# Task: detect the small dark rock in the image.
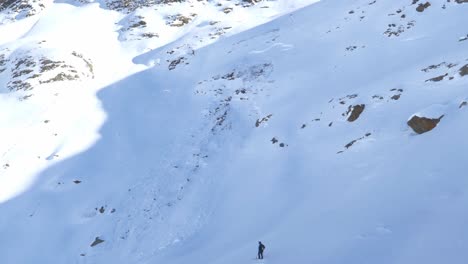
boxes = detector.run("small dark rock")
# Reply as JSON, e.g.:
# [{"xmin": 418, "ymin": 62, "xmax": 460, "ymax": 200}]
[
  {"xmin": 255, "ymin": 114, "xmax": 273, "ymax": 127},
  {"xmin": 416, "ymin": 2, "xmax": 431, "ymax": 12},
  {"xmin": 90, "ymin": 237, "xmax": 104, "ymax": 247},
  {"xmin": 345, "ymin": 140, "xmax": 357, "ymax": 149},
  {"xmin": 168, "ymin": 57, "xmax": 185, "ymax": 70}
]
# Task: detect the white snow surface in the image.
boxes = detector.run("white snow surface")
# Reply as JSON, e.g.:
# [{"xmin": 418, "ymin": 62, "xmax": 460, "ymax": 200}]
[{"xmin": 1, "ymin": 0, "xmax": 468, "ymax": 263}]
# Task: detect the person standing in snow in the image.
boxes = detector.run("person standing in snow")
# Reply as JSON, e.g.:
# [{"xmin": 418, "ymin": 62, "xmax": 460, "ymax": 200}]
[{"xmin": 258, "ymin": 241, "xmax": 266, "ymax": 259}]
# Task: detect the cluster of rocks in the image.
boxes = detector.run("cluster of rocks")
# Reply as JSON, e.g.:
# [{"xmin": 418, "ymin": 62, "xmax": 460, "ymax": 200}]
[{"xmin": 2, "ymin": 49, "xmax": 94, "ymax": 95}]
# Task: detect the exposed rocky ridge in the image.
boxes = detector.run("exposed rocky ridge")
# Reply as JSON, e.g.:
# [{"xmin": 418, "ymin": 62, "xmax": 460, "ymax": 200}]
[
  {"xmin": 0, "ymin": 0, "xmax": 265, "ymax": 27},
  {"xmin": 0, "ymin": 0, "xmax": 48, "ymax": 24},
  {"xmin": 101, "ymin": 0, "xmax": 264, "ymax": 13},
  {"xmin": 2, "ymin": 48, "xmax": 94, "ymax": 94},
  {"xmin": 0, "ymin": 52, "xmax": 8, "ymax": 73},
  {"xmin": 118, "ymin": 14, "xmax": 159, "ymax": 41}
]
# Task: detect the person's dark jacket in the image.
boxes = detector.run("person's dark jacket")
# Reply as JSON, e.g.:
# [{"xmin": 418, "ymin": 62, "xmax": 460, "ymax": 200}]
[{"xmin": 258, "ymin": 243, "xmax": 265, "ymax": 253}]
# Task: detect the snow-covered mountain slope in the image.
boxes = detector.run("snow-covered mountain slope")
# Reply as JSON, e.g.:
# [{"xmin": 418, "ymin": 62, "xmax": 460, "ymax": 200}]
[{"xmin": 1, "ymin": 0, "xmax": 468, "ymax": 263}]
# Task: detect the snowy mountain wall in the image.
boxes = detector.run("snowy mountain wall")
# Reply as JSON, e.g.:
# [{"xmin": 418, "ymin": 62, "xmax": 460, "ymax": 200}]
[{"xmin": 1, "ymin": 0, "xmax": 468, "ymax": 263}]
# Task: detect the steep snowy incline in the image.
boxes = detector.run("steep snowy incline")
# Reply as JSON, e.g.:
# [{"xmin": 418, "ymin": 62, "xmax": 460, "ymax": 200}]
[
  {"xmin": 0, "ymin": 2, "xmax": 142, "ymax": 203},
  {"xmin": 143, "ymin": 0, "xmax": 468, "ymax": 263},
  {"xmin": 0, "ymin": 0, "xmax": 322, "ymax": 263},
  {"xmin": 0, "ymin": 0, "xmax": 318, "ymax": 204},
  {"xmin": 1, "ymin": 0, "xmax": 468, "ymax": 264}
]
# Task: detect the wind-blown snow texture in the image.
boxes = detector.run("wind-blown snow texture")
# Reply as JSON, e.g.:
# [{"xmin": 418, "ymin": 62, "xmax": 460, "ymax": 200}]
[{"xmin": 1, "ymin": 0, "xmax": 468, "ymax": 263}]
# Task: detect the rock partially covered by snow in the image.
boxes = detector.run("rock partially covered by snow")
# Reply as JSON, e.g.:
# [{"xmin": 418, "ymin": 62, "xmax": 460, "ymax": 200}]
[
  {"xmin": 407, "ymin": 115, "xmax": 443, "ymax": 134},
  {"xmin": 90, "ymin": 237, "xmax": 104, "ymax": 247},
  {"xmin": 407, "ymin": 105, "xmax": 448, "ymax": 134}
]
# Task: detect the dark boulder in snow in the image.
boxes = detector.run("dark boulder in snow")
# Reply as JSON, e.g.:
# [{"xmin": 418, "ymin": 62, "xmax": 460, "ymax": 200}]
[
  {"xmin": 459, "ymin": 64, "xmax": 468, "ymax": 77},
  {"xmin": 416, "ymin": 2, "xmax": 431, "ymax": 12},
  {"xmin": 407, "ymin": 115, "xmax": 444, "ymax": 134},
  {"xmin": 90, "ymin": 237, "xmax": 104, "ymax": 247},
  {"xmin": 347, "ymin": 104, "xmax": 365, "ymax": 122}
]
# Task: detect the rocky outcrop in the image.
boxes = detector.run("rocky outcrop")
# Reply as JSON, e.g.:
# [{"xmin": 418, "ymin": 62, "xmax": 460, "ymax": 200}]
[
  {"xmin": 5, "ymin": 49, "xmax": 94, "ymax": 92},
  {"xmin": 243, "ymin": 0, "xmax": 263, "ymax": 4},
  {"xmin": 425, "ymin": 73, "xmax": 448, "ymax": 82},
  {"xmin": 118, "ymin": 15, "xmax": 159, "ymax": 41},
  {"xmin": 0, "ymin": 52, "xmax": 9, "ymax": 73},
  {"xmin": 106, "ymin": 0, "xmax": 159, "ymax": 12},
  {"xmin": 407, "ymin": 115, "xmax": 444, "ymax": 134},
  {"xmin": 0, "ymin": 0, "xmax": 18, "ymax": 11},
  {"xmin": 166, "ymin": 13, "xmax": 197, "ymax": 27},
  {"xmin": 0, "ymin": 0, "xmax": 47, "ymax": 24},
  {"xmin": 337, "ymin": 132, "xmax": 372, "ymax": 154}
]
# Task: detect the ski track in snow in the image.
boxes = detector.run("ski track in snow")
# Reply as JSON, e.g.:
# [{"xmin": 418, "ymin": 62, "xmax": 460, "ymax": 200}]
[{"xmin": 249, "ymin": 43, "xmax": 294, "ymax": 54}]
